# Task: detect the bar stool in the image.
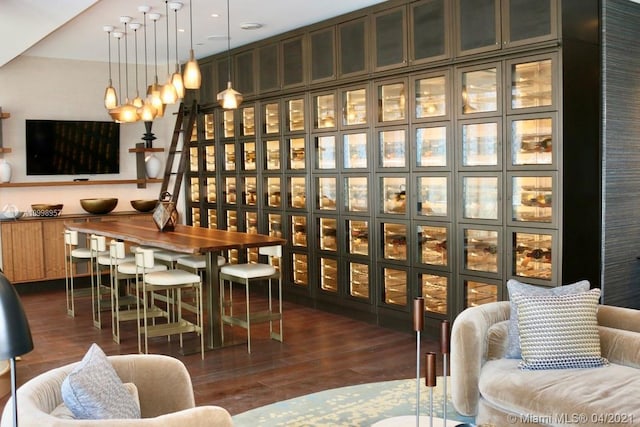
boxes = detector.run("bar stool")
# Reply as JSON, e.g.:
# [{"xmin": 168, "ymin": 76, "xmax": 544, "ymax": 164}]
[
  {"xmin": 135, "ymin": 248, "xmax": 205, "ymax": 359},
  {"xmin": 63, "ymin": 230, "xmax": 92, "ymax": 317},
  {"xmin": 219, "ymin": 245, "xmax": 283, "ymax": 353},
  {"xmin": 116, "ymin": 245, "xmax": 168, "ymax": 346},
  {"xmin": 88, "ymin": 235, "xmax": 110, "ymax": 329}
]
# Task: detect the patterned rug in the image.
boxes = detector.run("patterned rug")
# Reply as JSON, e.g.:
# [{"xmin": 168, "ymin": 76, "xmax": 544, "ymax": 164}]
[{"xmin": 232, "ymin": 377, "xmax": 476, "ymax": 426}]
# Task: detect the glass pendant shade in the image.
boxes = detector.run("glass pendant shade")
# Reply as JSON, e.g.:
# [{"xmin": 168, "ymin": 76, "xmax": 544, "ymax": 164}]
[
  {"xmin": 104, "ymin": 81, "xmax": 118, "ymax": 109},
  {"xmin": 183, "ymin": 49, "xmax": 201, "ymax": 89},
  {"xmin": 217, "ymin": 81, "xmax": 243, "ymax": 110},
  {"xmin": 108, "ymin": 106, "xmax": 122, "ymax": 122},
  {"xmin": 139, "ymin": 99, "xmax": 157, "ymax": 121},
  {"xmin": 161, "ymin": 78, "xmax": 178, "ymax": 104},
  {"xmin": 132, "ymin": 94, "xmax": 144, "ymax": 108},
  {"xmin": 119, "ymin": 101, "xmax": 139, "ymax": 123},
  {"xmin": 171, "ymin": 70, "xmax": 185, "ymax": 99}
]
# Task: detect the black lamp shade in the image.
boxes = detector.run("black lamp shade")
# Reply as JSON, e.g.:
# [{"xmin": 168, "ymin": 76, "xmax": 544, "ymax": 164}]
[{"xmin": 0, "ymin": 272, "xmax": 33, "ymax": 359}]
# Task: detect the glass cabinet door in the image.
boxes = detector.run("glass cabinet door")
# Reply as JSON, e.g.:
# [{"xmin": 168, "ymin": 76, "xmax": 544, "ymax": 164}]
[
  {"xmin": 266, "ymin": 177, "xmax": 281, "ymax": 208},
  {"xmin": 382, "ymin": 222, "xmax": 407, "ymax": 261},
  {"xmin": 345, "ymin": 176, "xmax": 368, "ymax": 212},
  {"xmin": 373, "ymin": 6, "xmax": 406, "ymax": 71},
  {"xmin": 378, "ymin": 128, "xmax": 407, "ymax": 169},
  {"xmin": 320, "ymin": 257, "xmax": 338, "ymax": 292},
  {"xmin": 338, "ymin": 17, "xmax": 368, "ymax": 77},
  {"xmin": 415, "ymin": 125, "xmax": 448, "ymax": 168},
  {"xmin": 343, "ymin": 133, "xmax": 368, "ymax": 169},
  {"xmin": 461, "ymin": 175, "xmax": 500, "ymax": 222},
  {"xmin": 509, "ymin": 114, "xmax": 556, "ymax": 168},
  {"xmin": 456, "ymin": 0, "xmax": 500, "ymax": 56},
  {"xmin": 463, "ymin": 277, "xmax": 499, "ymax": 308},
  {"xmin": 289, "ymin": 176, "xmax": 306, "ymax": 209},
  {"xmin": 224, "ymin": 143, "xmax": 235, "ymax": 171},
  {"xmin": 287, "ymin": 98, "xmax": 305, "ymax": 132},
  {"xmin": 264, "ymin": 140, "xmax": 281, "ymax": 170},
  {"xmin": 421, "ymin": 273, "xmax": 448, "ymax": 314},
  {"xmin": 241, "ymin": 106, "xmax": 255, "ymax": 136},
  {"xmin": 317, "ymin": 177, "xmax": 337, "ymax": 211},
  {"xmin": 504, "ymin": 0, "xmax": 557, "ymax": 47},
  {"xmin": 208, "ymin": 209, "xmax": 218, "ymax": 229},
  {"xmin": 460, "ymin": 65, "xmax": 500, "ymax": 116},
  {"xmin": 342, "ymin": 87, "xmax": 367, "ymax": 127},
  {"xmin": 347, "ymin": 219, "xmax": 369, "ymax": 256},
  {"xmin": 509, "ymin": 56, "xmax": 555, "ymax": 113},
  {"xmin": 417, "ymin": 175, "xmax": 448, "ymax": 218},
  {"xmin": 288, "ymin": 137, "xmax": 306, "ymax": 170},
  {"xmin": 191, "ymin": 207, "xmax": 200, "ymax": 226},
  {"xmin": 410, "ymin": 0, "xmax": 450, "ymax": 64},
  {"xmin": 383, "ymin": 267, "xmax": 407, "ymax": 306},
  {"xmin": 314, "ymin": 93, "xmax": 336, "ymax": 129},
  {"xmin": 315, "ymin": 135, "xmax": 336, "ymax": 170},
  {"xmin": 264, "ymin": 102, "xmax": 280, "ymax": 134},
  {"xmin": 245, "ymin": 211, "xmax": 258, "ymax": 234},
  {"xmin": 291, "ymin": 215, "xmax": 307, "ymax": 247},
  {"xmin": 206, "ymin": 177, "xmax": 216, "ymax": 203},
  {"xmin": 292, "ymin": 252, "xmax": 308, "ymax": 286},
  {"xmin": 242, "ymin": 142, "xmax": 256, "ymax": 171},
  {"xmin": 319, "ymin": 217, "xmax": 338, "ymax": 252},
  {"xmin": 204, "ymin": 113, "xmax": 214, "ymax": 140},
  {"xmin": 267, "ymin": 213, "xmax": 282, "ymax": 238},
  {"xmin": 223, "ymin": 110, "xmax": 235, "ymax": 138},
  {"xmin": 377, "ymin": 80, "xmax": 407, "ymax": 123},
  {"xmin": 224, "ymin": 177, "xmax": 236, "ymax": 204},
  {"xmin": 414, "ymin": 73, "xmax": 448, "ymax": 120},
  {"xmin": 459, "ymin": 121, "xmax": 501, "ymax": 169},
  {"xmin": 226, "ymin": 209, "xmax": 238, "ymax": 232},
  {"xmin": 511, "ymin": 229, "xmax": 555, "ymax": 282},
  {"xmin": 349, "ymin": 262, "xmax": 369, "ymax": 299},
  {"xmin": 417, "ymin": 224, "xmax": 448, "ymax": 266},
  {"xmin": 509, "ymin": 174, "xmax": 555, "ymax": 226},
  {"xmin": 189, "ymin": 146, "xmax": 199, "ymax": 172},
  {"xmin": 189, "ymin": 177, "xmax": 200, "ymax": 202},
  {"xmin": 462, "ymin": 227, "xmax": 500, "ymax": 276},
  {"xmin": 205, "ymin": 145, "xmax": 215, "ymax": 172},
  {"xmin": 382, "ymin": 176, "xmax": 407, "ymax": 215},
  {"xmin": 244, "ymin": 176, "xmax": 257, "ymax": 206}
]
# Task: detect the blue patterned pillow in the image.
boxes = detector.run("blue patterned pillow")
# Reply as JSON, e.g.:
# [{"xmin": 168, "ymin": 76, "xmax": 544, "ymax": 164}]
[
  {"xmin": 61, "ymin": 344, "xmax": 141, "ymax": 419},
  {"xmin": 505, "ymin": 279, "xmax": 590, "ymax": 358},
  {"xmin": 512, "ymin": 288, "xmax": 608, "ymax": 370}
]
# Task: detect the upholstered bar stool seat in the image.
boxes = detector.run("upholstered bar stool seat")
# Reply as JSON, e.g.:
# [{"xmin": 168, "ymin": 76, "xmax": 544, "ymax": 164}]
[
  {"xmin": 177, "ymin": 255, "xmax": 226, "ymax": 271},
  {"xmin": 220, "ymin": 263, "xmax": 276, "ymax": 279},
  {"xmin": 154, "ymin": 250, "xmax": 189, "ymax": 267}
]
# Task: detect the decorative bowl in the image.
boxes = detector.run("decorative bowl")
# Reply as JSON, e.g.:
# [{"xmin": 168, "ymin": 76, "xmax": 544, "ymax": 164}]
[
  {"xmin": 80, "ymin": 198, "xmax": 118, "ymax": 214},
  {"xmin": 130, "ymin": 199, "xmax": 158, "ymax": 212},
  {"xmin": 31, "ymin": 204, "xmax": 63, "ymax": 217},
  {"xmin": 0, "ymin": 209, "xmax": 24, "ymax": 220}
]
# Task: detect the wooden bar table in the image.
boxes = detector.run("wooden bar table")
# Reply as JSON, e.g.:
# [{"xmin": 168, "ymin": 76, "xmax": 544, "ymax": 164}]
[{"xmin": 65, "ymin": 218, "xmax": 285, "ymax": 349}]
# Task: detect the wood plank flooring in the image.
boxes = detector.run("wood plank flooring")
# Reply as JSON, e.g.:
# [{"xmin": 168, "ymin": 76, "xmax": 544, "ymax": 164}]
[{"xmin": 1, "ymin": 286, "xmax": 443, "ymax": 415}]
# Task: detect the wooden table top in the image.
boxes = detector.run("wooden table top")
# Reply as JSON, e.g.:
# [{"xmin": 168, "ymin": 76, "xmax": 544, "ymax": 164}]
[{"xmin": 65, "ymin": 218, "xmax": 286, "ymax": 254}]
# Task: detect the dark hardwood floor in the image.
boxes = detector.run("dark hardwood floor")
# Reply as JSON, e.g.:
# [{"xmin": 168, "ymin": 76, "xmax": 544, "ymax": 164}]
[{"xmin": 2, "ymin": 285, "xmax": 442, "ymax": 415}]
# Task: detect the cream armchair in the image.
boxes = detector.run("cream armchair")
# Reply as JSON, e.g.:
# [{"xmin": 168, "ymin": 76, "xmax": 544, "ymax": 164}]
[{"xmin": 0, "ymin": 354, "xmax": 232, "ymax": 427}]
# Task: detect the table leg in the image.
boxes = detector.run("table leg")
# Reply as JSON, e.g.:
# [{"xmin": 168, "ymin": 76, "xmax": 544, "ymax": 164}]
[{"xmin": 206, "ymin": 251, "xmax": 222, "ymax": 348}]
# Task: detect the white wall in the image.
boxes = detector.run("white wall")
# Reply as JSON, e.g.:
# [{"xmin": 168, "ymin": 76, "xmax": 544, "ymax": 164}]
[{"xmin": 0, "ymin": 56, "xmax": 181, "ymax": 216}]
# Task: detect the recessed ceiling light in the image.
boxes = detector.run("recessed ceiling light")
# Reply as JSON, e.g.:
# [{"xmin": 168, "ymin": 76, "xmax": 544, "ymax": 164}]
[
  {"xmin": 240, "ymin": 22, "xmax": 262, "ymax": 30},
  {"xmin": 211, "ymin": 13, "xmax": 219, "ymax": 18}
]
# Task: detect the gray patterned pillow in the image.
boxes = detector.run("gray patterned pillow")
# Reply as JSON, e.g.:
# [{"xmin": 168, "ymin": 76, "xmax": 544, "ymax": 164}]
[
  {"xmin": 61, "ymin": 344, "xmax": 141, "ymax": 419},
  {"xmin": 505, "ymin": 279, "xmax": 590, "ymax": 358},
  {"xmin": 513, "ymin": 288, "xmax": 608, "ymax": 370}
]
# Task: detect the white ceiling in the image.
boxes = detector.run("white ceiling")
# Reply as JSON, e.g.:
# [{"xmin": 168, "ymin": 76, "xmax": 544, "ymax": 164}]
[{"xmin": 0, "ymin": 0, "xmax": 388, "ymax": 68}]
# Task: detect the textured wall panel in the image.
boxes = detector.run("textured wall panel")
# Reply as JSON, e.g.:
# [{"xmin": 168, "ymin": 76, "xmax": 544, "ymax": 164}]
[{"xmin": 602, "ymin": 0, "xmax": 640, "ymax": 307}]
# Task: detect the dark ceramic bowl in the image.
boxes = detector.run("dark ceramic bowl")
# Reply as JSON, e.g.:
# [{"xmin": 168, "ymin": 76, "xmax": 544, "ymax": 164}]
[
  {"xmin": 80, "ymin": 198, "xmax": 118, "ymax": 214},
  {"xmin": 130, "ymin": 199, "xmax": 158, "ymax": 213}
]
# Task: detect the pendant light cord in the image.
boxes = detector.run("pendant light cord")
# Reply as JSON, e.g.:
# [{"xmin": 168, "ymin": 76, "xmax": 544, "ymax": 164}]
[
  {"xmin": 174, "ymin": 7, "xmax": 179, "ymax": 71},
  {"xmin": 189, "ymin": 0, "xmax": 194, "ymax": 50},
  {"xmin": 165, "ymin": 1, "xmax": 171, "ymax": 76},
  {"xmin": 117, "ymin": 36, "xmax": 122, "ymax": 101},
  {"xmin": 143, "ymin": 11, "xmax": 148, "ymax": 89},
  {"xmin": 226, "ymin": 0, "xmax": 231, "ymax": 83},
  {"xmin": 153, "ymin": 17, "xmax": 159, "ymax": 83},
  {"xmin": 107, "ymin": 30, "xmax": 112, "ymax": 81},
  {"xmin": 134, "ymin": 27, "xmax": 139, "ymax": 95},
  {"xmin": 124, "ymin": 22, "xmax": 129, "ymax": 100}
]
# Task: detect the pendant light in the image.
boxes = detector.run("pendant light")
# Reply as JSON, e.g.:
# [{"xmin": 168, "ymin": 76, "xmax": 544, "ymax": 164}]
[
  {"xmin": 108, "ymin": 31, "xmax": 124, "ymax": 121},
  {"xmin": 119, "ymin": 15, "xmax": 139, "ymax": 123},
  {"xmin": 161, "ymin": 0, "xmax": 178, "ymax": 104},
  {"xmin": 169, "ymin": 2, "xmax": 185, "ymax": 99},
  {"xmin": 148, "ymin": 12, "xmax": 165, "ymax": 117},
  {"xmin": 182, "ymin": 0, "xmax": 201, "ymax": 89},
  {"xmin": 217, "ymin": 0, "xmax": 242, "ymax": 109},
  {"xmin": 103, "ymin": 25, "xmax": 118, "ymax": 109},
  {"xmin": 138, "ymin": 5, "xmax": 157, "ymax": 122},
  {"xmin": 130, "ymin": 22, "xmax": 144, "ymax": 108}
]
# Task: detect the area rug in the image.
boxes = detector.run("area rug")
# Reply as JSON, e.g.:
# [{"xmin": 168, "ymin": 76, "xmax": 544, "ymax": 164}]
[{"xmin": 232, "ymin": 377, "xmax": 476, "ymax": 426}]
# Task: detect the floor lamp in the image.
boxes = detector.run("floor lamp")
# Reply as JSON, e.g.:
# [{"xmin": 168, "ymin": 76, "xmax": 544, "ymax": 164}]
[{"xmin": 0, "ymin": 271, "xmax": 34, "ymax": 427}]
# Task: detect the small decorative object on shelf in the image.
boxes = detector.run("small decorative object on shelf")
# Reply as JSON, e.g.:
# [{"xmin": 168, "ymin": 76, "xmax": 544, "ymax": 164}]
[
  {"xmin": 145, "ymin": 153, "xmax": 162, "ymax": 179},
  {"xmin": 153, "ymin": 191, "xmax": 178, "ymax": 231},
  {"xmin": 142, "ymin": 121, "xmax": 156, "ymax": 148},
  {"xmin": 0, "ymin": 159, "xmax": 11, "ymax": 183}
]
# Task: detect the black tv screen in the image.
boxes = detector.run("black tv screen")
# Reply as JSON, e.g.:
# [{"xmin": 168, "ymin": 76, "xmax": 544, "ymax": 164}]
[{"xmin": 26, "ymin": 119, "xmax": 120, "ymax": 175}]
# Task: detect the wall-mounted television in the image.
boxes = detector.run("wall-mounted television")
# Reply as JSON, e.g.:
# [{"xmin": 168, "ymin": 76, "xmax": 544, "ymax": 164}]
[{"xmin": 26, "ymin": 119, "xmax": 120, "ymax": 175}]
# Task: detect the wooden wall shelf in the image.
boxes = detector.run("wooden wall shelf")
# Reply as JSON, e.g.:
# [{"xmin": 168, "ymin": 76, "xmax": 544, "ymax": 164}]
[
  {"xmin": 128, "ymin": 147, "xmax": 164, "ymax": 153},
  {"xmin": 0, "ymin": 112, "xmax": 9, "ymax": 119},
  {"xmin": 0, "ymin": 178, "xmax": 162, "ymax": 188},
  {"xmin": 0, "ymin": 148, "xmax": 11, "ymax": 153}
]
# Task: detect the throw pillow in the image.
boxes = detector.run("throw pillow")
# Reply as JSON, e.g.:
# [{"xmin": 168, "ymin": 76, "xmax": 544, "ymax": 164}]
[
  {"xmin": 513, "ymin": 288, "xmax": 608, "ymax": 370},
  {"xmin": 52, "ymin": 383, "xmax": 140, "ymax": 420},
  {"xmin": 61, "ymin": 344, "xmax": 141, "ymax": 419},
  {"xmin": 505, "ymin": 279, "xmax": 590, "ymax": 358}
]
